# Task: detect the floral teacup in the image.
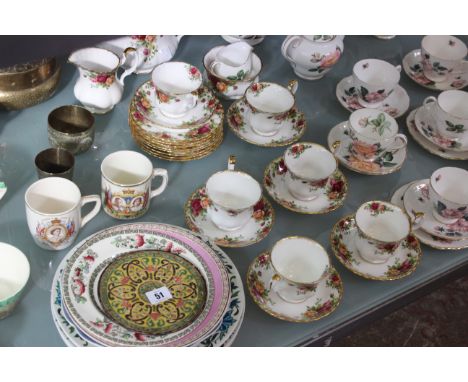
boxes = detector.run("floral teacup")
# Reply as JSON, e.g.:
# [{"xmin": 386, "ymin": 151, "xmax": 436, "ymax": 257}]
[
  {"xmin": 428, "ymin": 167, "xmax": 468, "ymax": 225},
  {"xmin": 210, "ymin": 41, "xmax": 253, "ymax": 80},
  {"xmin": 347, "ymin": 109, "xmax": 407, "ymax": 162},
  {"xmin": 421, "ymin": 35, "xmax": 467, "ymax": 83},
  {"xmin": 205, "ymin": 156, "xmax": 262, "ymax": 231},
  {"xmin": 352, "ymin": 58, "xmax": 401, "ymax": 108},
  {"xmin": 355, "ymin": 201, "xmax": 411, "ymax": 264},
  {"xmin": 270, "ymin": 236, "xmax": 330, "ymax": 303},
  {"xmin": 151, "ymin": 61, "xmax": 202, "ymax": 118},
  {"xmin": 283, "ymin": 142, "xmax": 337, "ymax": 201}
]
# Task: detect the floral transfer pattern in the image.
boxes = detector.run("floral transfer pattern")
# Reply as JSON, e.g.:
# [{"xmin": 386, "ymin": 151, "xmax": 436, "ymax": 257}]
[
  {"xmin": 364, "ymin": 201, "xmax": 394, "ymax": 216},
  {"xmin": 131, "ymin": 35, "xmax": 158, "ymax": 63},
  {"xmin": 71, "ymin": 249, "xmax": 98, "ymax": 304},
  {"xmin": 83, "ymin": 70, "xmax": 115, "ymax": 89},
  {"xmin": 416, "ymin": 117, "xmax": 462, "ymax": 150},
  {"xmin": 408, "ymin": 62, "xmax": 467, "ymax": 90},
  {"xmin": 341, "ymin": 85, "xmax": 400, "ymax": 117},
  {"xmin": 308, "ymin": 47, "xmax": 342, "ymax": 74},
  {"xmin": 358, "ymin": 113, "xmax": 391, "ymax": 136}
]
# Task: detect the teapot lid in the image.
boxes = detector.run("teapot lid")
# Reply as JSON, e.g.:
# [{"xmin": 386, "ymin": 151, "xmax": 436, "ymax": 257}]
[
  {"xmin": 216, "ymin": 41, "xmax": 253, "ymax": 66},
  {"xmin": 303, "ymin": 35, "xmax": 337, "ymax": 42}
]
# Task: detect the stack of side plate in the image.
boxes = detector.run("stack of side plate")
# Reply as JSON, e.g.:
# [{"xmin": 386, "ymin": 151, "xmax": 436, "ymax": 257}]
[
  {"xmin": 128, "ymin": 81, "xmax": 224, "ymax": 161},
  {"xmin": 50, "ymin": 223, "xmax": 245, "ymax": 347}
]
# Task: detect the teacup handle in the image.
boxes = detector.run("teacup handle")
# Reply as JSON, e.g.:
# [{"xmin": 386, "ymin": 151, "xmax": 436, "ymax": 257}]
[
  {"xmin": 390, "ymin": 133, "xmax": 408, "ymax": 151},
  {"xmin": 81, "ymin": 195, "xmax": 101, "ymax": 228},
  {"xmin": 423, "ymin": 96, "xmax": 437, "ymax": 106},
  {"xmin": 395, "ymin": 64, "xmax": 402, "ymax": 72},
  {"xmin": 227, "ymin": 155, "xmax": 236, "ymax": 171},
  {"xmin": 118, "ymin": 47, "xmax": 139, "ymax": 85},
  {"xmin": 287, "ymin": 80, "xmax": 298, "ymax": 94},
  {"xmin": 150, "ymin": 168, "xmax": 169, "ymax": 199},
  {"xmin": 409, "ymin": 209, "xmax": 424, "ymax": 230}
]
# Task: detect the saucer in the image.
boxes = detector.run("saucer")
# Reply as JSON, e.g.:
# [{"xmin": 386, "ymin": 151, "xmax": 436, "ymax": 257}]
[
  {"xmin": 263, "ymin": 157, "xmax": 348, "ymax": 214},
  {"xmin": 406, "ymin": 109, "xmax": 468, "ymax": 160},
  {"xmin": 135, "ymin": 83, "xmax": 216, "ymax": 129},
  {"xmin": 327, "ymin": 121, "xmax": 407, "ymax": 175},
  {"xmin": 330, "ymin": 215, "xmax": 422, "ymax": 281},
  {"xmin": 391, "ymin": 182, "xmax": 468, "ymax": 250},
  {"xmin": 247, "ymin": 252, "xmax": 343, "ymax": 323},
  {"xmin": 403, "ymin": 179, "xmax": 468, "ymax": 240},
  {"xmin": 336, "ymin": 75, "xmax": 409, "ymax": 118},
  {"xmin": 184, "ymin": 186, "xmax": 274, "ymax": 248},
  {"xmin": 402, "ymin": 49, "xmax": 468, "ymax": 91},
  {"xmin": 414, "ymin": 103, "xmax": 468, "ymax": 151},
  {"xmin": 227, "ymin": 99, "xmax": 307, "ymax": 147}
]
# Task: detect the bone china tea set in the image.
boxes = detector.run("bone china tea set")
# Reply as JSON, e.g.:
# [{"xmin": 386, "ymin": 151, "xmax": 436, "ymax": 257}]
[{"xmin": 1, "ymin": 35, "xmax": 467, "ymax": 346}]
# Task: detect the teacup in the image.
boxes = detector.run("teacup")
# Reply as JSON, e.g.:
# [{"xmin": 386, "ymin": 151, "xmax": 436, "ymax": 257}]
[
  {"xmin": 421, "ymin": 35, "xmax": 467, "ymax": 83},
  {"xmin": 205, "ymin": 156, "xmax": 262, "ymax": 231},
  {"xmin": 210, "ymin": 41, "xmax": 253, "ymax": 80},
  {"xmin": 352, "ymin": 58, "xmax": 401, "ymax": 108},
  {"xmin": 283, "ymin": 142, "xmax": 337, "ymax": 201},
  {"xmin": 347, "ymin": 108, "xmax": 407, "ymax": 162},
  {"xmin": 270, "ymin": 236, "xmax": 330, "ymax": 303},
  {"xmin": 151, "ymin": 61, "xmax": 202, "ymax": 118},
  {"xmin": 422, "ymin": 90, "xmax": 468, "ymax": 144},
  {"xmin": 244, "ymin": 80, "xmax": 298, "ymax": 136},
  {"xmin": 355, "ymin": 201, "xmax": 411, "ymax": 264},
  {"xmin": 428, "ymin": 167, "xmax": 468, "ymax": 225},
  {"xmin": 101, "ymin": 150, "xmax": 168, "ymax": 220},
  {"xmin": 0, "ymin": 243, "xmax": 30, "ymax": 320},
  {"xmin": 25, "ymin": 177, "xmax": 101, "ymax": 251}
]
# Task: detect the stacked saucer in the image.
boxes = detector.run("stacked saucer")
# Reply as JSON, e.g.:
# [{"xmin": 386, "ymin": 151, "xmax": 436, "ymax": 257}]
[{"xmin": 50, "ymin": 222, "xmax": 245, "ymax": 347}]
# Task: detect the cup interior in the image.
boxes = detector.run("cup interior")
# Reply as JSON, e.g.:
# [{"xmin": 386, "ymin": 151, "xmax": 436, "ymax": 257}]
[
  {"xmin": 69, "ymin": 47, "xmax": 120, "ymax": 72},
  {"xmin": 271, "ymin": 237, "xmax": 329, "ymax": 284},
  {"xmin": 48, "ymin": 105, "xmax": 94, "ymax": 134},
  {"xmin": 0, "ymin": 243, "xmax": 30, "ymax": 302},
  {"xmin": 206, "ymin": 170, "xmax": 261, "ymax": 210},
  {"xmin": 284, "ymin": 143, "xmax": 336, "ymax": 180},
  {"xmin": 353, "ymin": 59, "xmax": 400, "ymax": 86},
  {"xmin": 35, "ymin": 148, "xmax": 75, "ymax": 175},
  {"xmin": 245, "ymin": 82, "xmax": 294, "ymax": 113},
  {"xmin": 356, "ymin": 201, "xmax": 410, "ymax": 242},
  {"xmin": 152, "ymin": 62, "xmax": 202, "ymax": 94},
  {"xmin": 438, "ymin": 90, "xmax": 468, "ymax": 119},
  {"xmin": 349, "ymin": 109, "xmax": 398, "ymax": 140},
  {"xmin": 101, "ymin": 150, "xmax": 153, "ymax": 186},
  {"xmin": 430, "ymin": 167, "xmax": 468, "ymax": 204},
  {"xmin": 422, "ymin": 35, "xmax": 467, "ymax": 60},
  {"xmin": 216, "ymin": 41, "xmax": 252, "ymax": 66},
  {"xmin": 25, "ymin": 177, "xmax": 81, "ymax": 215}
]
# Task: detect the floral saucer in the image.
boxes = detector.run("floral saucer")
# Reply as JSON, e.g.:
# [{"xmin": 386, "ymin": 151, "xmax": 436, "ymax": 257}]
[
  {"xmin": 336, "ymin": 75, "xmax": 409, "ymax": 118},
  {"xmin": 247, "ymin": 252, "xmax": 343, "ymax": 323},
  {"xmin": 134, "ymin": 82, "xmax": 217, "ymax": 128},
  {"xmin": 185, "ymin": 187, "xmax": 274, "ymax": 247},
  {"xmin": 263, "ymin": 157, "xmax": 347, "ymax": 214},
  {"xmin": 330, "ymin": 215, "xmax": 422, "ymax": 281},
  {"xmin": 402, "ymin": 49, "xmax": 468, "ymax": 91},
  {"xmin": 391, "ymin": 182, "xmax": 468, "ymax": 250},
  {"xmin": 403, "ymin": 179, "xmax": 468, "ymax": 240},
  {"xmin": 414, "ymin": 103, "xmax": 468, "ymax": 151},
  {"xmin": 226, "ymin": 99, "xmax": 307, "ymax": 147},
  {"xmin": 406, "ymin": 109, "xmax": 468, "ymax": 160},
  {"xmin": 327, "ymin": 121, "xmax": 406, "ymax": 175}
]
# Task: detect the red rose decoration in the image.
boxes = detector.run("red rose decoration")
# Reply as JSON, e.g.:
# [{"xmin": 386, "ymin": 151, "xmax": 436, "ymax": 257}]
[
  {"xmin": 253, "ymin": 200, "xmax": 265, "ymax": 212},
  {"xmin": 135, "ymin": 234, "xmax": 145, "ymax": 248},
  {"xmin": 330, "ymin": 179, "xmax": 344, "ymax": 193},
  {"xmin": 189, "ymin": 66, "xmax": 198, "ymax": 75},
  {"xmin": 191, "ymin": 199, "xmax": 203, "ymax": 216},
  {"xmin": 96, "ymin": 74, "xmax": 108, "ymax": 83},
  {"xmin": 84, "ymin": 255, "xmax": 95, "ymax": 262},
  {"xmin": 134, "ymin": 332, "xmax": 146, "ymax": 341},
  {"xmin": 278, "ymin": 159, "xmax": 288, "ymax": 174},
  {"xmin": 197, "ymin": 124, "xmax": 210, "ymax": 134},
  {"xmin": 104, "ymin": 323, "xmax": 113, "ymax": 333},
  {"xmin": 370, "ymin": 202, "xmax": 380, "ymax": 210}
]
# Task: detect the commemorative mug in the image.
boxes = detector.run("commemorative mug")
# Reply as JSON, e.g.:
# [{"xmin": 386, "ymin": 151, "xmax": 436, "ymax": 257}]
[
  {"xmin": 101, "ymin": 150, "xmax": 169, "ymax": 220},
  {"xmin": 25, "ymin": 177, "xmax": 101, "ymax": 251}
]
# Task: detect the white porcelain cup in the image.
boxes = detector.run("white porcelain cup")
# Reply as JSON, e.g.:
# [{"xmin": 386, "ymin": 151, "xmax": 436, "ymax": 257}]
[
  {"xmin": 352, "ymin": 58, "xmax": 401, "ymax": 108},
  {"xmin": 422, "ymin": 90, "xmax": 468, "ymax": 144},
  {"xmin": 347, "ymin": 108, "xmax": 407, "ymax": 162},
  {"xmin": 421, "ymin": 35, "xmax": 468, "ymax": 83},
  {"xmin": 283, "ymin": 142, "xmax": 337, "ymax": 201},
  {"xmin": 210, "ymin": 41, "xmax": 253, "ymax": 80},
  {"xmin": 244, "ymin": 80, "xmax": 298, "ymax": 136},
  {"xmin": 354, "ymin": 201, "xmax": 411, "ymax": 264},
  {"xmin": 270, "ymin": 237, "xmax": 330, "ymax": 303},
  {"xmin": 101, "ymin": 150, "xmax": 168, "ymax": 220},
  {"xmin": 25, "ymin": 177, "xmax": 101, "ymax": 251},
  {"xmin": 0, "ymin": 243, "xmax": 30, "ymax": 319},
  {"xmin": 205, "ymin": 156, "xmax": 262, "ymax": 231},
  {"xmin": 151, "ymin": 61, "xmax": 202, "ymax": 118},
  {"xmin": 428, "ymin": 167, "xmax": 468, "ymax": 225}
]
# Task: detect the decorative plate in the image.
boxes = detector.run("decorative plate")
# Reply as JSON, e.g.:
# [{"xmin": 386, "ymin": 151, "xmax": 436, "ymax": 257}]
[
  {"xmin": 226, "ymin": 99, "xmax": 307, "ymax": 147},
  {"xmin": 263, "ymin": 157, "xmax": 347, "ymax": 214},
  {"xmin": 406, "ymin": 109, "xmax": 468, "ymax": 160},
  {"xmin": 247, "ymin": 252, "xmax": 343, "ymax": 323},
  {"xmin": 402, "ymin": 49, "xmax": 468, "ymax": 91},
  {"xmin": 185, "ymin": 187, "xmax": 274, "ymax": 248},
  {"xmin": 336, "ymin": 75, "xmax": 409, "ymax": 118},
  {"xmin": 327, "ymin": 121, "xmax": 407, "ymax": 175},
  {"xmin": 97, "ymin": 250, "xmax": 207, "ymax": 336},
  {"xmin": 60, "ymin": 223, "xmax": 230, "ymax": 347},
  {"xmin": 330, "ymin": 215, "xmax": 423, "ymax": 281},
  {"xmin": 391, "ymin": 182, "xmax": 468, "ymax": 250}
]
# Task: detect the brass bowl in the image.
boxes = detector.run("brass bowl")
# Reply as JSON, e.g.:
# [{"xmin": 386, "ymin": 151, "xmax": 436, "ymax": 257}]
[{"xmin": 0, "ymin": 58, "xmax": 61, "ymax": 110}]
